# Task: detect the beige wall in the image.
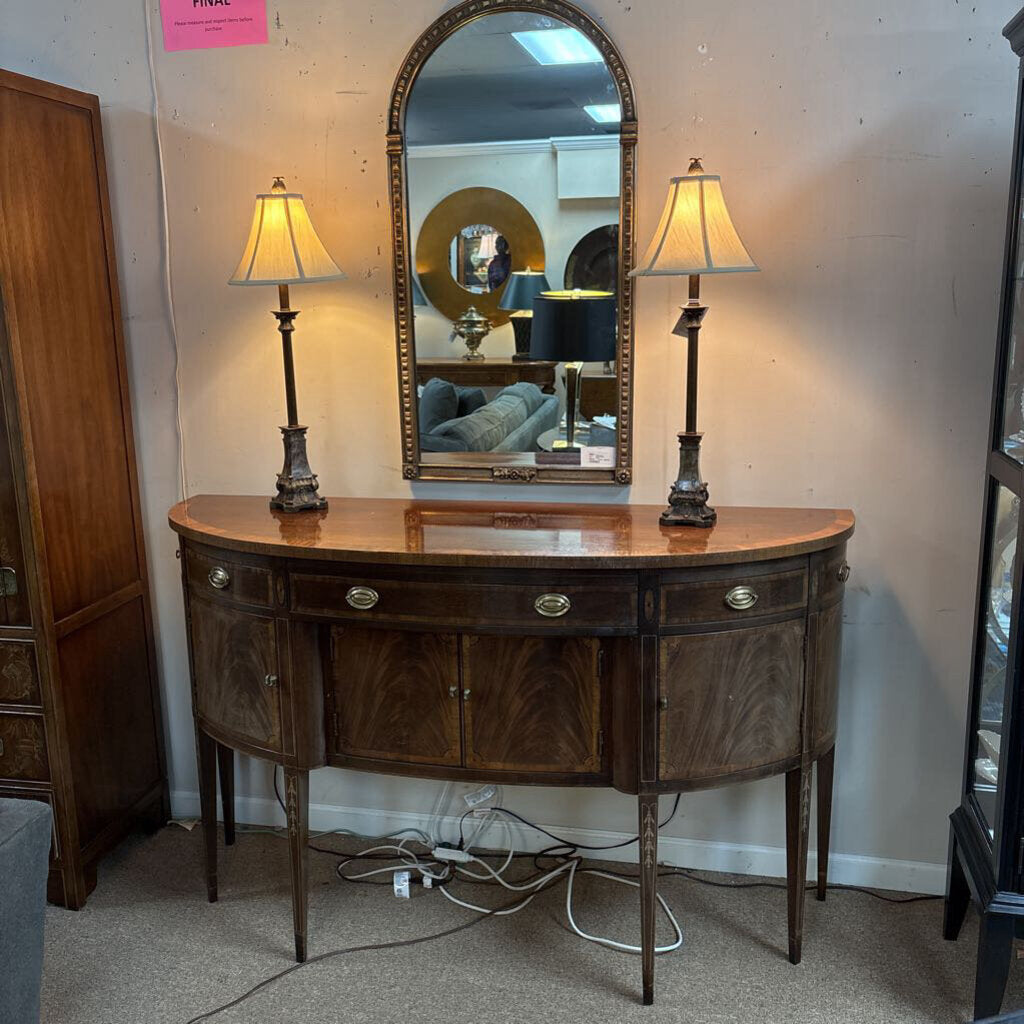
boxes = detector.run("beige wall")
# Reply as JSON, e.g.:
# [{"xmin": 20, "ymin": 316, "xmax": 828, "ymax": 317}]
[{"xmin": 1, "ymin": 0, "xmax": 1018, "ymax": 888}]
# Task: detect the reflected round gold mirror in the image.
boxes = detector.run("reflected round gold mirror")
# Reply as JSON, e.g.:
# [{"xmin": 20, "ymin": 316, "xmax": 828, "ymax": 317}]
[{"xmin": 416, "ymin": 187, "xmax": 545, "ymax": 327}]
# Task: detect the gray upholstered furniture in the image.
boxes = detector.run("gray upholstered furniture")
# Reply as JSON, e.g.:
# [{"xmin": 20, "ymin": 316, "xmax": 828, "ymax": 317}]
[
  {"xmin": 420, "ymin": 380, "xmax": 558, "ymax": 453},
  {"xmin": 0, "ymin": 798, "xmax": 52, "ymax": 1024}
]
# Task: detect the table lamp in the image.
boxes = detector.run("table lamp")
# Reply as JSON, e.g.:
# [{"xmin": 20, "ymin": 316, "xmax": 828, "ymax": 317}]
[
  {"xmin": 229, "ymin": 177, "xmax": 346, "ymax": 512},
  {"xmin": 498, "ymin": 269, "xmax": 550, "ymax": 361},
  {"xmin": 630, "ymin": 158, "xmax": 758, "ymax": 527},
  {"xmin": 530, "ymin": 290, "xmax": 616, "ymax": 451}
]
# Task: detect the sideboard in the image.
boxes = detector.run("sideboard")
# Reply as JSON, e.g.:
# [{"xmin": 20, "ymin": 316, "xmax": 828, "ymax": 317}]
[{"xmin": 169, "ymin": 496, "xmax": 853, "ymax": 1005}]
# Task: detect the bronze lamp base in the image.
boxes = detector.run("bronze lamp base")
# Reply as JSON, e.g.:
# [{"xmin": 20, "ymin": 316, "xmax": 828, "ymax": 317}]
[
  {"xmin": 271, "ymin": 425, "xmax": 327, "ymax": 512},
  {"xmin": 661, "ymin": 431, "xmax": 715, "ymax": 527}
]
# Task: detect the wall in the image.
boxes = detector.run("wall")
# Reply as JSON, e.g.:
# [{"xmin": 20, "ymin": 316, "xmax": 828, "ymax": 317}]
[
  {"xmin": 1, "ymin": 0, "xmax": 1019, "ymax": 892},
  {"xmin": 407, "ymin": 141, "xmax": 618, "ymax": 357}
]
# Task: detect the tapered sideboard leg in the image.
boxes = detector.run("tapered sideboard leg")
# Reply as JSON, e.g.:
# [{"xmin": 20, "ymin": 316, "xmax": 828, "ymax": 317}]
[
  {"xmin": 816, "ymin": 746, "xmax": 835, "ymax": 901},
  {"xmin": 217, "ymin": 743, "xmax": 235, "ymax": 846},
  {"xmin": 284, "ymin": 767, "xmax": 310, "ymax": 963},
  {"xmin": 943, "ymin": 826, "xmax": 970, "ymax": 942},
  {"xmin": 638, "ymin": 794, "xmax": 658, "ymax": 1005},
  {"xmin": 196, "ymin": 729, "xmax": 218, "ymax": 903},
  {"xmin": 785, "ymin": 760, "xmax": 812, "ymax": 964}
]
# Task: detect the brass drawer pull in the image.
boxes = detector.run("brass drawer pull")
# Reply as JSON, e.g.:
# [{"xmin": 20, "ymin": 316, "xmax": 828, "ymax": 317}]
[
  {"xmin": 208, "ymin": 566, "xmax": 230, "ymax": 590},
  {"xmin": 724, "ymin": 585, "xmax": 758, "ymax": 611},
  {"xmin": 448, "ymin": 685, "xmax": 458, "ymax": 699},
  {"xmin": 836, "ymin": 561, "xmax": 851, "ymax": 583},
  {"xmin": 346, "ymin": 586, "xmax": 379, "ymax": 611},
  {"xmin": 535, "ymin": 593, "xmax": 571, "ymax": 618},
  {"xmin": 463, "ymin": 688, "xmax": 471, "ymax": 701},
  {"xmin": 264, "ymin": 673, "xmax": 278, "ymax": 688}
]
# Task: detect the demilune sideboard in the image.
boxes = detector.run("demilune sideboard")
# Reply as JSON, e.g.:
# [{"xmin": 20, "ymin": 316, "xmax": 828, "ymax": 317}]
[{"xmin": 169, "ymin": 495, "xmax": 853, "ymax": 1005}]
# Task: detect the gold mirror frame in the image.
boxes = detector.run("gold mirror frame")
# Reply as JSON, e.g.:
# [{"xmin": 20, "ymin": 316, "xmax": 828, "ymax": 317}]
[
  {"xmin": 387, "ymin": 0, "xmax": 637, "ymax": 485},
  {"xmin": 416, "ymin": 187, "xmax": 545, "ymax": 327}
]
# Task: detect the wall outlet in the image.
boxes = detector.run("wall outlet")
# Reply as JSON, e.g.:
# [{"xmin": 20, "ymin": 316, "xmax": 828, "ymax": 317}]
[
  {"xmin": 393, "ymin": 870, "xmax": 411, "ymax": 899},
  {"xmin": 463, "ymin": 784, "xmax": 496, "ymax": 808}
]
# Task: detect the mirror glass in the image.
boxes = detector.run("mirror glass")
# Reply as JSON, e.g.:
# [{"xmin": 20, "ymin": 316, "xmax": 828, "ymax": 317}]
[{"xmin": 402, "ymin": 10, "xmax": 628, "ymax": 477}]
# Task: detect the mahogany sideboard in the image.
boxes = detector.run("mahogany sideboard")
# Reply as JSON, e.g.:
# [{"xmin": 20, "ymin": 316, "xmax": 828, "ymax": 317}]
[{"xmin": 169, "ymin": 495, "xmax": 854, "ymax": 1005}]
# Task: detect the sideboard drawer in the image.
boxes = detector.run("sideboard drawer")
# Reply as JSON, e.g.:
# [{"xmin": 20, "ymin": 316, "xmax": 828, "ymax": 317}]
[
  {"xmin": 0, "ymin": 640, "xmax": 40, "ymax": 706},
  {"xmin": 660, "ymin": 568, "xmax": 807, "ymax": 626},
  {"xmin": 0, "ymin": 711, "xmax": 49, "ymax": 782},
  {"xmin": 291, "ymin": 573, "xmax": 636, "ymax": 631},
  {"xmin": 186, "ymin": 546, "xmax": 274, "ymax": 609}
]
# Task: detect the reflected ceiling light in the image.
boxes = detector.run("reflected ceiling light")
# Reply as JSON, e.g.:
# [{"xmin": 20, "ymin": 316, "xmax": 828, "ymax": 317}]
[
  {"xmin": 584, "ymin": 103, "xmax": 621, "ymax": 124},
  {"xmin": 512, "ymin": 27, "xmax": 602, "ymax": 65}
]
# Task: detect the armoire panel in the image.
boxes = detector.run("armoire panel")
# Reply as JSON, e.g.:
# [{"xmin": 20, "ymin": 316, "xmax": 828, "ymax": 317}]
[
  {"xmin": 57, "ymin": 597, "xmax": 161, "ymax": 848},
  {"xmin": 0, "ymin": 85, "xmax": 139, "ymax": 621}
]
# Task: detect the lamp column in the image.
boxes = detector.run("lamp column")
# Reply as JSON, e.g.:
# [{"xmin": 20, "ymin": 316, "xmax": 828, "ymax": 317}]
[
  {"xmin": 271, "ymin": 283, "xmax": 327, "ymax": 512},
  {"xmin": 661, "ymin": 274, "xmax": 714, "ymax": 527}
]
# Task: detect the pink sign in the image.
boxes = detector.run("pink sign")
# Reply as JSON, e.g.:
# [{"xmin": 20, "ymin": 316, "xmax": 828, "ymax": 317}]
[{"xmin": 160, "ymin": 0, "xmax": 268, "ymax": 52}]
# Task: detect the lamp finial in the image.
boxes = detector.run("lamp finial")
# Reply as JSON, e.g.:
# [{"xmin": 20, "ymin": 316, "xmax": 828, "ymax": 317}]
[
  {"xmin": 687, "ymin": 157, "xmax": 704, "ymax": 174},
  {"xmin": 271, "ymin": 176, "xmax": 287, "ymax": 192}
]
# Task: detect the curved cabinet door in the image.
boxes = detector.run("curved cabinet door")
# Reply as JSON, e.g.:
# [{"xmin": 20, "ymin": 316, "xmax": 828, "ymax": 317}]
[
  {"xmin": 328, "ymin": 627, "xmax": 461, "ymax": 767},
  {"xmin": 462, "ymin": 635, "xmax": 603, "ymax": 775},
  {"xmin": 189, "ymin": 596, "xmax": 282, "ymax": 754},
  {"xmin": 658, "ymin": 619, "xmax": 804, "ymax": 784}
]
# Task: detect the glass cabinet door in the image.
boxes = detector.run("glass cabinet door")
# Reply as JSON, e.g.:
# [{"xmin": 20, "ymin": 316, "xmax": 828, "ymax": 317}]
[
  {"xmin": 1003, "ymin": 179, "xmax": 1024, "ymax": 459},
  {"xmin": 970, "ymin": 485, "xmax": 1020, "ymax": 836}
]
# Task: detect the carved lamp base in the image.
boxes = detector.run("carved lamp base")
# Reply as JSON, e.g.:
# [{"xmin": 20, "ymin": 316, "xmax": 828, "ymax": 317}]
[
  {"xmin": 270, "ymin": 425, "xmax": 328, "ymax": 513},
  {"xmin": 510, "ymin": 315, "xmax": 533, "ymax": 361},
  {"xmin": 660, "ymin": 431, "xmax": 716, "ymax": 528}
]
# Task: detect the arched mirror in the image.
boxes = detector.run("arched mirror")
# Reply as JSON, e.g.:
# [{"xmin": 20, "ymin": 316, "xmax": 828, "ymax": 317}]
[{"xmin": 387, "ymin": 0, "xmax": 636, "ymax": 483}]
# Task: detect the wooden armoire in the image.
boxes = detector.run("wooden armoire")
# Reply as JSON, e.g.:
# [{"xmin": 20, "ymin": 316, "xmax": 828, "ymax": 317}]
[{"xmin": 0, "ymin": 69, "xmax": 168, "ymax": 907}]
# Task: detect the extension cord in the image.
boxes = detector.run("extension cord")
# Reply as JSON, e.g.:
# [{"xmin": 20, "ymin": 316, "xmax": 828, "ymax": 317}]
[{"xmin": 432, "ymin": 846, "xmax": 474, "ymax": 864}]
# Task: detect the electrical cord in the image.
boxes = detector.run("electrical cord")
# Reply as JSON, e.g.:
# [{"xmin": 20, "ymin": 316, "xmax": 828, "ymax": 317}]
[{"xmin": 182, "ymin": 890, "xmax": 525, "ymax": 1023}]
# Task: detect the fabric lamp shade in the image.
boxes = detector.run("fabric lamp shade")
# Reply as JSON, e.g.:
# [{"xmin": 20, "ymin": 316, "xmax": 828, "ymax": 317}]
[
  {"xmin": 229, "ymin": 177, "xmax": 346, "ymax": 286},
  {"xmin": 498, "ymin": 269, "xmax": 551, "ymax": 311},
  {"xmin": 630, "ymin": 161, "xmax": 757, "ymax": 277},
  {"xmin": 529, "ymin": 290, "xmax": 616, "ymax": 362}
]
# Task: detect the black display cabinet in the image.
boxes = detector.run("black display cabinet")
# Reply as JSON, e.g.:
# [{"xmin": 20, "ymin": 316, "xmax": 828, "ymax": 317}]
[{"xmin": 946, "ymin": 8, "xmax": 1024, "ymax": 1020}]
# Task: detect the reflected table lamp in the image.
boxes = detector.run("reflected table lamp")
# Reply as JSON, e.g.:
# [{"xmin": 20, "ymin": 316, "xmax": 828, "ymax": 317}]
[
  {"xmin": 498, "ymin": 269, "xmax": 550, "ymax": 361},
  {"xmin": 530, "ymin": 290, "xmax": 616, "ymax": 451},
  {"xmin": 229, "ymin": 177, "xmax": 346, "ymax": 512},
  {"xmin": 630, "ymin": 158, "xmax": 758, "ymax": 527}
]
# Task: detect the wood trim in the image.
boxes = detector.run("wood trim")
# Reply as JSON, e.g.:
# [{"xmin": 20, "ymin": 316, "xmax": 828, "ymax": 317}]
[{"xmin": 53, "ymin": 581, "xmax": 143, "ymax": 639}]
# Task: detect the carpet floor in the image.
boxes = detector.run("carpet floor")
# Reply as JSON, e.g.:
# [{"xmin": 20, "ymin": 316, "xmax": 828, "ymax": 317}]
[{"xmin": 38, "ymin": 826, "xmax": 1024, "ymax": 1024}]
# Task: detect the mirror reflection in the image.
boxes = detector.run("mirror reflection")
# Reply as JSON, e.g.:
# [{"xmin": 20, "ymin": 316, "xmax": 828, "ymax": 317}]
[{"xmin": 406, "ymin": 11, "xmax": 622, "ymax": 466}]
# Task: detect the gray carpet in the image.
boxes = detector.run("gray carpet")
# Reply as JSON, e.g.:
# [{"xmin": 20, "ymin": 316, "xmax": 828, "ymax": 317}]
[{"xmin": 38, "ymin": 826, "xmax": 1022, "ymax": 1023}]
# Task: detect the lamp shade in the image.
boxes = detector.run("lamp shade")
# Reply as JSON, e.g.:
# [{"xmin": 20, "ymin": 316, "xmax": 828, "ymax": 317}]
[
  {"xmin": 229, "ymin": 177, "xmax": 346, "ymax": 286},
  {"xmin": 529, "ymin": 290, "xmax": 616, "ymax": 362},
  {"xmin": 498, "ymin": 269, "xmax": 551, "ymax": 311},
  {"xmin": 629, "ymin": 159, "xmax": 757, "ymax": 277}
]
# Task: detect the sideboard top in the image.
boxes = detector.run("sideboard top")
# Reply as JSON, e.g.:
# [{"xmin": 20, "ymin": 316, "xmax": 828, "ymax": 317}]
[{"xmin": 168, "ymin": 496, "xmax": 854, "ymax": 569}]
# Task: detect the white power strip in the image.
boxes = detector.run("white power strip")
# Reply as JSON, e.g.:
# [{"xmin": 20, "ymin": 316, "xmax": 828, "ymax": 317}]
[{"xmin": 432, "ymin": 846, "xmax": 474, "ymax": 864}]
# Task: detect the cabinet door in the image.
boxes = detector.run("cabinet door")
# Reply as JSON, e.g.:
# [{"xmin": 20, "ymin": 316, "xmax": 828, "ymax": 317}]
[
  {"xmin": 659, "ymin": 620, "xmax": 804, "ymax": 783},
  {"xmin": 462, "ymin": 635, "xmax": 603, "ymax": 774},
  {"xmin": 968, "ymin": 485, "xmax": 1019, "ymax": 836},
  {"xmin": 189, "ymin": 596, "xmax": 282, "ymax": 752},
  {"xmin": 329, "ymin": 627, "xmax": 461, "ymax": 767}
]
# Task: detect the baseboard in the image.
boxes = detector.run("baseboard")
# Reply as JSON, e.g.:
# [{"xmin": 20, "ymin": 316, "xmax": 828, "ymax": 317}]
[{"xmin": 170, "ymin": 789, "xmax": 946, "ymax": 896}]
